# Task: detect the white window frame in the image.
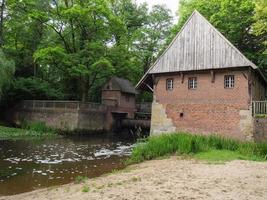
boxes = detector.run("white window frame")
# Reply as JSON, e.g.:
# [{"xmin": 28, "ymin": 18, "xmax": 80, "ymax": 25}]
[
  {"xmin": 188, "ymin": 77, "xmax": 197, "ymax": 89},
  {"xmin": 224, "ymin": 75, "xmax": 235, "ymax": 88},
  {"xmin": 166, "ymin": 78, "xmax": 173, "ymax": 91}
]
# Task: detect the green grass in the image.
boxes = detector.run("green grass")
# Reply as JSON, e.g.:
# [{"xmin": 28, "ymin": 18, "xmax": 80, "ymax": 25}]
[
  {"xmin": 127, "ymin": 133, "xmax": 267, "ymax": 164},
  {"xmin": 194, "ymin": 150, "xmax": 253, "ymax": 162},
  {"xmin": 0, "ymin": 124, "xmax": 56, "ymax": 139},
  {"xmin": 81, "ymin": 185, "xmax": 90, "ymax": 193},
  {"xmin": 255, "ymin": 114, "xmax": 267, "ymax": 118},
  {"xmin": 75, "ymin": 176, "xmax": 88, "ymax": 184}
]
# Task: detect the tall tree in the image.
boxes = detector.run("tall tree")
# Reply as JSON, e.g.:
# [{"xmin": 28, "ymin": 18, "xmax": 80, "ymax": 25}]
[
  {"xmin": 32, "ymin": 0, "xmax": 116, "ymax": 102},
  {"xmin": 252, "ymin": 0, "xmax": 267, "ymax": 70},
  {"xmin": 0, "ymin": 50, "xmax": 15, "ymax": 99},
  {"xmin": 135, "ymin": 5, "xmax": 173, "ymax": 73},
  {"xmin": 0, "ymin": 0, "xmax": 6, "ymax": 47}
]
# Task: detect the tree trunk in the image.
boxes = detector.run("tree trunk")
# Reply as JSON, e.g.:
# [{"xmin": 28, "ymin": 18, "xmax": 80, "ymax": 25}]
[
  {"xmin": 0, "ymin": 0, "xmax": 6, "ymax": 47},
  {"xmin": 81, "ymin": 77, "xmax": 89, "ymax": 103}
]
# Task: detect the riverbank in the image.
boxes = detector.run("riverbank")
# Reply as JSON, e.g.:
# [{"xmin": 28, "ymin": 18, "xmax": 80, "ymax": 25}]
[{"xmin": 2, "ymin": 156, "xmax": 267, "ymax": 200}]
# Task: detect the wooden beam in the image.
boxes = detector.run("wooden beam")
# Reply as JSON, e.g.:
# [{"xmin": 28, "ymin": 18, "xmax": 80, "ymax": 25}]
[
  {"xmin": 242, "ymin": 72, "xmax": 248, "ymax": 80},
  {"xmin": 144, "ymin": 83, "xmax": 154, "ymax": 92}
]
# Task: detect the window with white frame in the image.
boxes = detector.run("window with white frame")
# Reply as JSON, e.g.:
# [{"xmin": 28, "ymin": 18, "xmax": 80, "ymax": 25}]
[
  {"xmin": 166, "ymin": 78, "xmax": 173, "ymax": 91},
  {"xmin": 188, "ymin": 77, "xmax": 197, "ymax": 89},
  {"xmin": 224, "ymin": 75, "xmax": 235, "ymax": 88}
]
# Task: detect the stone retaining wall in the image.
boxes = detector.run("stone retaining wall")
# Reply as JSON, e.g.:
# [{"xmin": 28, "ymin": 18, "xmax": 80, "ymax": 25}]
[{"xmin": 254, "ymin": 118, "xmax": 267, "ymax": 141}]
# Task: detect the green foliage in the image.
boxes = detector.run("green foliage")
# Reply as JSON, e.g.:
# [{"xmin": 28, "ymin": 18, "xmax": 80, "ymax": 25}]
[
  {"xmin": 7, "ymin": 78, "xmax": 65, "ymax": 102},
  {"xmin": 128, "ymin": 133, "xmax": 267, "ymax": 164},
  {"xmin": 82, "ymin": 185, "xmax": 90, "ymax": 193},
  {"xmin": 253, "ymin": 0, "xmax": 267, "ymax": 37},
  {"xmin": 0, "ymin": 125, "xmax": 55, "ymax": 138},
  {"xmin": 0, "ymin": 50, "xmax": 15, "ymax": 99},
  {"xmin": 21, "ymin": 121, "xmax": 54, "ymax": 133},
  {"xmin": 194, "ymin": 150, "xmax": 252, "ymax": 163},
  {"xmin": 0, "ymin": 0, "xmax": 173, "ymax": 103},
  {"xmin": 75, "ymin": 176, "xmax": 88, "ymax": 184},
  {"xmin": 255, "ymin": 114, "xmax": 267, "ymax": 118}
]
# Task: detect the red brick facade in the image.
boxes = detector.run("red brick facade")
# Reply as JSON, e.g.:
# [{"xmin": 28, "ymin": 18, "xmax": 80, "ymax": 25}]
[{"xmin": 152, "ymin": 68, "xmax": 265, "ymax": 140}]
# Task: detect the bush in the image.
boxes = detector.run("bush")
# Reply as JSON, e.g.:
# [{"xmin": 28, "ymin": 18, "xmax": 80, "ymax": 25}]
[
  {"xmin": 128, "ymin": 133, "xmax": 267, "ymax": 164},
  {"xmin": 21, "ymin": 121, "xmax": 54, "ymax": 132}
]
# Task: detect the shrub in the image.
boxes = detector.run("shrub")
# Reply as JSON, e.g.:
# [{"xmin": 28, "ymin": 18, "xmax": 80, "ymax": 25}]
[{"xmin": 21, "ymin": 121, "xmax": 54, "ymax": 134}]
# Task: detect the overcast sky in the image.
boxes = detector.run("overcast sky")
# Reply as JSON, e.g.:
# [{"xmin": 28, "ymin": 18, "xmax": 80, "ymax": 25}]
[{"xmin": 136, "ymin": 0, "xmax": 179, "ymax": 19}]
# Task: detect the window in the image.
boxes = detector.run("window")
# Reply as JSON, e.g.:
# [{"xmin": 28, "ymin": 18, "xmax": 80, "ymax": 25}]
[
  {"xmin": 224, "ymin": 75, "xmax": 235, "ymax": 88},
  {"xmin": 188, "ymin": 77, "xmax": 197, "ymax": 89},
  {"xmin": 166, "ymin": 79, "xmax": 173, "ymax": 91},
  {"xmin": 126, "ymin": 95, "xmax": 130, "ymax": 102}
]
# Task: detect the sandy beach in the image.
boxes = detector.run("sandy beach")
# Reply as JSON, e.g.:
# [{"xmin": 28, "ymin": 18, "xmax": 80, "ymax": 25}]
[{"xmin": 1, "ymin": 157, "xmax": 267, "ymax": 200}]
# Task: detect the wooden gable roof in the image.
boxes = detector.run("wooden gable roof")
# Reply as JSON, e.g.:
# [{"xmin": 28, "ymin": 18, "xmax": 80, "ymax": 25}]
[
  {"xmin": 103, "ymin": 77, "xmax": 137, "ymax": 95},
  {"xmin": 137, "ymin": 10, "xmax": 262, "ymax": 90}
]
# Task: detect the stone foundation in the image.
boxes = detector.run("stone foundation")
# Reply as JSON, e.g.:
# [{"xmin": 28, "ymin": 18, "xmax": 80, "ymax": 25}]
[
  {"xmin": 150, "ymin": 101, "xmax": 176, "ymax": 135},
  {"xmin": 254, "ymin": 118, "xmax": 267, "ymax": 141}
]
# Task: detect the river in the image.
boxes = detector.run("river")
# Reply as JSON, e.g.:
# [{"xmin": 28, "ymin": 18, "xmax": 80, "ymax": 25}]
[{"xmin": 0, "ymin": 134, "xmax": 134, "ymax": 196}]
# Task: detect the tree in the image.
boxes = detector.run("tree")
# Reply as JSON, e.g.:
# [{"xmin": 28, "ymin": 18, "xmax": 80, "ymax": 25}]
[
  {"xmin": 0, "ymin": 0, "xmax": 6, "ymax": 47},
  {"xmin": 0, "ymin": 0, "xmax": 174, "ymax": 104},
  {"xmin": 30, "ymin": 0, "xmax": 116, "ymax": 102},
  {"xmin": 135, "ymin": 5, "xmax": 173, "ymax": 73},
  {"xmin": 253, "ymin": 0, "xmax": 267, "ymax": 70},
  {"xmin": 0, "ymin": 49, "xmax": 15, "ymax": 99}
]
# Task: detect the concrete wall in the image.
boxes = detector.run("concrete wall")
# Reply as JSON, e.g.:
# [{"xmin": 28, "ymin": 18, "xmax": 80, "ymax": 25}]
[
  {"xmin": 151, "ymin": 68, "xmax": 255, "ymax": 140},
  {"xmin": 11, "ymin": 109, "xmax": 79, "ymax": 131},
  {"xmin": 9, "ymin": 107, "xmax": 109, "ymax": 132}
]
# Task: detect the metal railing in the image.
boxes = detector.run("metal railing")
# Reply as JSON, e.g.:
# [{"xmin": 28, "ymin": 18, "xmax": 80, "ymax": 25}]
[
  {"xmin": 20, "ymin": 100, "xmax": 106, "ymax": 112},
  {"xmin": 252, "ymin": 101, "xmax": 267, "ymax": 116}
]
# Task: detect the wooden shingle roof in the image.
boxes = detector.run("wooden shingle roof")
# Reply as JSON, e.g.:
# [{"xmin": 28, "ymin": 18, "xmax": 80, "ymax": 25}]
[{"xmin": 137, "ymin": 10, "xmax": 263, "ymax": 90}]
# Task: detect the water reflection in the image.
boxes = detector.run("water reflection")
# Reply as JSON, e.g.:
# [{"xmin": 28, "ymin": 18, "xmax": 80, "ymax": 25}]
[{"xmin": 0, "ymin": 135, "xmax": 134, "ymax": 196}]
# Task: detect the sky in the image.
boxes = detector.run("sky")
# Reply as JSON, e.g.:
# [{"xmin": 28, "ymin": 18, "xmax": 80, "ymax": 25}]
[{"xmin": 136, "ymin": 0, "xmax": 179, "ymax": 19}]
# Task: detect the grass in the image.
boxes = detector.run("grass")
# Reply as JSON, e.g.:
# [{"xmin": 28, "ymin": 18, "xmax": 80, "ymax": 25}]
[
  {"xmin": 21, "ymin": 121, "xmax": 54, "ymax": 133},
  {"xmin": 194, "ymin": 150, "xmax": 252, "ymax": 163},
  {"xmin": 255, "ymin": 114, "xmax": 267, "ymax": 118},
  {"xmin": 81, "ymin": 185, "xmax": 90, "ymax": 193},
  {"xmin": 75, "ymin": 176, "xmax": 88, "ymax": 184},
  {"xmin": 0, "ymin": 123, "xmax": 56, "ymax": 139},
  {"xmin": 127, "ymin": 133, "xmax": 267, "ymax": 164}
]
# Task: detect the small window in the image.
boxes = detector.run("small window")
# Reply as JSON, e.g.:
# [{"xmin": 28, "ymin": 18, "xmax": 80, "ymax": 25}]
[
  {"xmin": 224, "ymin": 75, "xmax": 235, "ymax": 88},
  {"xmin": 188, "ymin": 77, "xmax": 197, "ymax": 89},
  {"xmin": 166, "ymin": 79, "xmax": 173, "ymax": 91},
  {"xmin": 126, "ymin": 95, "xmax": 130, "ymax": 102}
]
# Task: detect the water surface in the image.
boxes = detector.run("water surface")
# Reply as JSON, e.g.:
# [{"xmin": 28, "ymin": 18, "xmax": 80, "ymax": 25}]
[{"xmin": 0, "ymin": 134, "xmax": 134, "ymax": 196}]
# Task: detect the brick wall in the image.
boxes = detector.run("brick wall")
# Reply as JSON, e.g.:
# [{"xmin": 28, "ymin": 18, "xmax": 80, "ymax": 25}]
[{"xmin": 152, "ymin": 68, "xmax": 254, "ymax": 140}]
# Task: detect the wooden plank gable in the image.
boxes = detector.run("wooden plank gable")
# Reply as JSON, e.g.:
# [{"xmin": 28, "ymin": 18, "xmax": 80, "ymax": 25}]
[{"xmin": 149, "ymin": 10, "xmax": 256, "ymax": 74}]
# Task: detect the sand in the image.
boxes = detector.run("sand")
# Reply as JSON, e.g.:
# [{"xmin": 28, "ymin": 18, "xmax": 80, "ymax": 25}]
[{"xmin": 1, "ymin": 157, "xmax": 267, "ymax": 200}]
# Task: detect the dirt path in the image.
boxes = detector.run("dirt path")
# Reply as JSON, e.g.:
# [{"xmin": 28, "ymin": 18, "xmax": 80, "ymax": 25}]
[{"xmin": 2, "ymin": 157, "xmax": 267, "ymax": 200}]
